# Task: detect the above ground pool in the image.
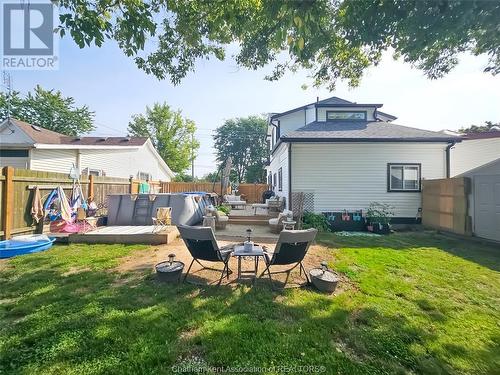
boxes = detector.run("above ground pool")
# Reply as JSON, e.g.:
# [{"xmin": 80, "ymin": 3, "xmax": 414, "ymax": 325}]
[
  {"xmin": 0, "ymin": 235, "xmax": 56, "ymax": 259},
  {"xmin": 107, "ymin": 193, "xmax": 210, "ymax": 226}
]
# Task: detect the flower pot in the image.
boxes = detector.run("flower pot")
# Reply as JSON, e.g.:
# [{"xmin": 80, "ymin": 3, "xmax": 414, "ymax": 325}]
[
  {"xmin": 155, "ymin": 261, "xmax": 184, "ymax": 283},
  {"xmin": 372, "ymin": 223, "xmax": 391, "ymax": 235},
  {"xmin": 309, "ymin": 268, "xmax": 339, "ymax": 293}
]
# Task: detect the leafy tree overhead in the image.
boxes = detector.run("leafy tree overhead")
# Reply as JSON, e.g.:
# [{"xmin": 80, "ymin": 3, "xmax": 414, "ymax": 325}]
[
  {"xmin": 0, "ymin": 85, "xmax": 95, "ymax": 136},
  {"xmin": 459, "ymin": 121, "xmax": 500, "ymax": 134},
  {"xmin": 213, "ymin": 116, "xmax": 268, "ymax": 183},
  {"xmin": 128, "ymin": 103, "xmax": 199, "ymax": 173},
  {"xmin": 57, "ymin": 0, "xmax": 500, "ymax": 89}
]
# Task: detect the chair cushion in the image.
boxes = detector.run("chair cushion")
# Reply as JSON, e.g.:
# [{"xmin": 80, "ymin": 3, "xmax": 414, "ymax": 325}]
[
  {"xmin": 218, "ymin": 215, "xmax": 229, "ymax": 222},
  {"xmin": 269, "ymin": 218, "xmax": 279, "ymax": 225}
]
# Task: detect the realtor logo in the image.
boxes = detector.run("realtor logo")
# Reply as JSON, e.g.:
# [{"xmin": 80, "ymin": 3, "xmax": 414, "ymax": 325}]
[{"xmin": 2, "ymin": 1, "xmax": 59, "ymax": 70}]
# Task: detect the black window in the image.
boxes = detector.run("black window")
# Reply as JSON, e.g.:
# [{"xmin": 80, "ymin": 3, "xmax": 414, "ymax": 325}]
[
  {"xmin": 326, "ymin": 110, "xmax": 367, "ymax": 121},
  {"xmin": 268, "ymin": 172, "xmax": 272, "ymax": 185},
  {"xmin": 0, "ymin": 149, "xmax": 29, "ymax": 157},
  {"xmin": 273, "ymin": 173, "xmax": 277, "ymax": 190},
  {"xmin": 387, "ymin": 163, "xmax": 421, "ymax": 192},
  {"xmin": 278, "ymin": 167, "xmax": 283, "ymax": 191}
]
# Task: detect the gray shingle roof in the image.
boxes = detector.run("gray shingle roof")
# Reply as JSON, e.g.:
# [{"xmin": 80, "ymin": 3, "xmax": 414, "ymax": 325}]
[
  {"xmin": 282, "ymin": 121, "xmax": 459, "ymax": 142},
  {"xmin": 7, "ymin": 118, "xmax": 147, "ymax": 146}
]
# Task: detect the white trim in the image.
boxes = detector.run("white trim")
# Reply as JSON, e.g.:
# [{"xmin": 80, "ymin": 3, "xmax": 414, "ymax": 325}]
[{"xmin": 144, "ymin": 139, "xmax": 175, "ymax": 179}]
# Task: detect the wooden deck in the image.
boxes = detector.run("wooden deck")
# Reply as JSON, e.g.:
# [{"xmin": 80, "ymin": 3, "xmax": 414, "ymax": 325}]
[{"xmin": 69, "ymin": 226, "xmax": 179, "ymax": 245}]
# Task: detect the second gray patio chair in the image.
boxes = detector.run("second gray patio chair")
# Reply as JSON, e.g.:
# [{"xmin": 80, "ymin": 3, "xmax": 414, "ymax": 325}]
[
  {"xmin": 260, "ymin": 228, "xmax": 318, "ymax": 289},
  {"xmin": 177, "ymin": 225, "xmax": 233, "ymax": 286}
]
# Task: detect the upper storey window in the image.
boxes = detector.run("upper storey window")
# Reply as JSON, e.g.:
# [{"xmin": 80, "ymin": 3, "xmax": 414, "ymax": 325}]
[{"xmin": 326, "ymin": 110, "xmax": 366, "ymax": 121}]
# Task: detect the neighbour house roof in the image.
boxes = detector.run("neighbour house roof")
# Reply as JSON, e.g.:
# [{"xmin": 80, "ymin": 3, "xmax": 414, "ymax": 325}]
[
  {"xmin": 3, "ymin": 118, "xmax": 147, "ymax": 146},
  {"xmin": 270, "ymin": 96, "xmax": 397, "ymax": 121},
  {"xmin": 281, "ymin": 121, "xmax": 460, "ymax": 142},
  {"xmin": 461, "ymin": 131, "xmax": 500, "ymax": 140}
]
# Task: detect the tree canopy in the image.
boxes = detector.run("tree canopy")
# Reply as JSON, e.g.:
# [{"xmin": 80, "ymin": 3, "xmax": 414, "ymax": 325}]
[
  {"xmin": 459, "ymin": 121, "xmax": 500, "ymax": 134},
  {"xmin": 0, "ymin": 85, "xmax": 94, "ymax": 136},
  {"xmin": 213, "ymin": 116, "xmax": 268, "ymax": 183},
  {"xmin": 128, "ymin": 103, "xmax": 199, "ymax": 173},
  {"xmin": 57, "ymin": 0, "xmax": 500, "ymax": 89}
]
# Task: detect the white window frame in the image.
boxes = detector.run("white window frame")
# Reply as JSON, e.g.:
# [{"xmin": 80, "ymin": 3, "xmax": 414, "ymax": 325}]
[{"xmin": 387, "ymin": 163, "xmax": 421, "ymax": 192}]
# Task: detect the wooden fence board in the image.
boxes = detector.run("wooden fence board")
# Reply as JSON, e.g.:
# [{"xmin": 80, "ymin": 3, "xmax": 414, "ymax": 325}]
[
  {"xmin": 160, "ymin": 182, "xmax": 231, "ymax": 196},
  {"xmin": 422, "ymin": 177, "xmax": 471, "ymax": 236},
  {"xmin": 237, "ymin": 184, "xmax": 271, "ymax": 203}
]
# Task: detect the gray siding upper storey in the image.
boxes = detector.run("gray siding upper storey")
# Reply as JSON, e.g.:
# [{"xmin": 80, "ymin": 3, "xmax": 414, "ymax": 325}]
[{"xmin": 267, "ymin": 97, "xmax": 393, "ymax": 149}]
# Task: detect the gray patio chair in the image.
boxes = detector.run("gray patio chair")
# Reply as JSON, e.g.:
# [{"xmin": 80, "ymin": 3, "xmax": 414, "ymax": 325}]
[
  {"xmin": 177, "ymin": 225, "xmax": 234, "ymax": 286},
  {"xmin": 260, "ymin": 228, "xmax": 318, "ymax": 289}
]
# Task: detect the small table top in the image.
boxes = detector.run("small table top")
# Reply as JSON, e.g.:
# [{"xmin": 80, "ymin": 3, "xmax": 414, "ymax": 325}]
[
  {"xmin": 282, "ymin": 220, "xmax": 296, "ymax": 225},
  {"xmin": 233, "ymin": 244, "xmax": 264, "ymax": 256}
]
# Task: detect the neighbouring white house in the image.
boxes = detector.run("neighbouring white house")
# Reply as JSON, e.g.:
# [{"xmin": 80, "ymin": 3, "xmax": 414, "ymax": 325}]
[
  {"xmin": 449, "ymin": 131, "xmax": 500, "ymax": 177},
  {"xmin": 266, "ymin": 96, "xmax": 460, "ymax": 222},
  {"xmin": 0, "ymin": 118, "xmax": 174, "ymax": 181}
]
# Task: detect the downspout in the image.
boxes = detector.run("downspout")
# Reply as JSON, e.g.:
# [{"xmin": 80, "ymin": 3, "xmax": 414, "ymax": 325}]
[
  {"xmin": 288, "ymin": 144, "xmax": 292, "ymax": 210},
  {"xmin": 445, "ymin": 141, "xmax": 456, "ymax": 178}
]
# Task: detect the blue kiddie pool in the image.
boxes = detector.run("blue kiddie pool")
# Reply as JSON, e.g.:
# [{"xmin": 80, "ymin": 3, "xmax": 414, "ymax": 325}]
[{"xmin": 0, "ymin": 235, "xmax": 56, "ymax": 259}]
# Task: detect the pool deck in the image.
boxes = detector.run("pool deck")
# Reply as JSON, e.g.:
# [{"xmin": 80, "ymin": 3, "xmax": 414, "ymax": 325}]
[{"xmin": 68, "ymin": 226, "xmax": 179, "ymax": 245}]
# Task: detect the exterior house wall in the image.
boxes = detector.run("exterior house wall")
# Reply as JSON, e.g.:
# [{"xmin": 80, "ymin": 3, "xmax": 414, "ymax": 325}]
[
  {"xmin": 291, "ymin": 142, "xmax": 448, "ymax": 217},
  {"xmin": 0, "ymin": 156, "xmax": 29, "ymax": 169},
  {"xmin": 278, "ymin": 110, "xmax": 307, "ymax": 137},
  {"xmin": 451, "ymin": 138, "xmax": 500, "ymax": 176},
  {"xmin": 30, "ymin": 149, "xmax": 77, "ymax": 174},
  {"xmin": 317, "ymin": 107, "xmax": 377, "ymax": 122},
  {"xmin": 268, "ymin": 143, "xmax": 289, "ymax": 208},
  {"xmin": 305, "ymin": 106, "xmax": 316, "ymax": 124},
  {"xmin": 30, "ymin": 146, "xmax": 171, "ymax": 180},
  {"xmin": 80, "ymin": 145, "xmax": 171, "ymax": 180}
]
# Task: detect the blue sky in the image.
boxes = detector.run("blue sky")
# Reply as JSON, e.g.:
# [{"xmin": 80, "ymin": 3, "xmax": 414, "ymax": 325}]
[{"xmin": 7, "ymin": 36, "xmax": 500, "ymax": 176}]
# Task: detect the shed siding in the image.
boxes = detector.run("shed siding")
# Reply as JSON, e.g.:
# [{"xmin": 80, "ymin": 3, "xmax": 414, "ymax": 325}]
[
  {"xmin": 291, "ymin": 142, "xmax": 447, "ymax": 217},
  {"xmin": 451, "ymin": 138, "xmax": 500, "ymax": 176},
  {"xmin": 269, "ymin": 143, "xmax": 289, "ymax": 208},
  {"xmin": 31, "ymin": 149, "xmax": 76, "ymax": 174}
]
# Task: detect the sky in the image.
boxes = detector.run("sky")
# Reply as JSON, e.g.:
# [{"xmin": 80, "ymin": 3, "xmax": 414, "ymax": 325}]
[{"xmin": 6, "ymin": 35, "xmax": 500, "ymax": 177}]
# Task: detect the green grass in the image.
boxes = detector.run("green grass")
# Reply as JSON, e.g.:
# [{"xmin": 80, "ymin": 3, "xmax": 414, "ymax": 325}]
[{"xmin": 0, "ymin": 232, "xmax": 499, "ymax": 374}]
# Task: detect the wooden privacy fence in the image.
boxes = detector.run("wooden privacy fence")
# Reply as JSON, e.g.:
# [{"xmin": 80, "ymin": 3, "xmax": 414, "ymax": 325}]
[
  {"xmin": 237, "ymin": 183, "xmax": 271, "ymax": 203},
  {"xmin": 422, "ymin": 177, "xmax": 472, "ymax": 236},
  {"xmin": 0, "ymin": 167, "xmax": 153, "ymax": 239},
  {"xmin": 160, "ymin": 182, "xmax": 231, "ymax": 196}
]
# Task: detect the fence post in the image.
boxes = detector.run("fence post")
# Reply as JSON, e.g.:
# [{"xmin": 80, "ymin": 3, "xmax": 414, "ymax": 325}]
[
  {"xmin": 88, "ymin": 174, "xmax": 94, "ymax": 200},
  {"xmin": 129, "ymin": 177, "xmax": 134, "ymax": 194},
  {"xmin": 2, "ymin": 166, "xmax": 14, "ymax": 239}
]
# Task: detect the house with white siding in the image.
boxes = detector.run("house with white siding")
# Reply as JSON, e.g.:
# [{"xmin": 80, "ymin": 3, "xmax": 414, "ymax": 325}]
[
  {"xmin": 266, "ymin": 96, "xmax": 460, "ymax": 222},
  {"xmin": 0, "ymin": 118, "xmax": 174, "ymax": 180},
  {"xmin": 449, "ymin": 131, "xmax": 500, "ymax": 177}
]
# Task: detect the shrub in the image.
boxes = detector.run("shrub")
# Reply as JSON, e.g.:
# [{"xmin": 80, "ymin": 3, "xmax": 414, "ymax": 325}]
[
  {"xmin": 302, "ymin": 211, "xmax": 331, "ymax": 232},
  {"xmin": 216, "ymin": 205, "xmax": 231, "ymax": 215},
  {"xmin": 366, "ymin": 202, "xmax": 394, "ymax": 225}
]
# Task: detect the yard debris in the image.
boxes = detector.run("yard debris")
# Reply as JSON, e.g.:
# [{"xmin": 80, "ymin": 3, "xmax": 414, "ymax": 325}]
[{"xmin": 335, "ymin": 231, "xmax": 380, "ymax": 237}]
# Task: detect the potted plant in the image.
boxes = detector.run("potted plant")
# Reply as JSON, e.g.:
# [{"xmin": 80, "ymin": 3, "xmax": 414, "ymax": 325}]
[{"xmin": 366, "ymin": 202, "xmax": 394, "ymax": 234}]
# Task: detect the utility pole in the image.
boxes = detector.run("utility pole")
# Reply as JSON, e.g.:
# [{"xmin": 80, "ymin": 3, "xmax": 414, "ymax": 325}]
[
  {"xmin": 191, "ymin": 132, "xmax": 195, "ymax": 180},
  {"xmin": 2, "ymin": 72, "xmax": 12, "ymax": 119}
]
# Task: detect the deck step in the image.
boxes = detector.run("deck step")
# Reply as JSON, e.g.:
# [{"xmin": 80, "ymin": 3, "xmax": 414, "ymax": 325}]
[{"xmin": 228, "ymin": 218, "xmax": 269, "ymax": 226}]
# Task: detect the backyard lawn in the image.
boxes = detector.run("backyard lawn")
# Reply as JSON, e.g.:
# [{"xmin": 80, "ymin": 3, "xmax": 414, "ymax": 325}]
[{"xmin": 0, "ymin": 232, "xmax": 499, "ymax": 374}]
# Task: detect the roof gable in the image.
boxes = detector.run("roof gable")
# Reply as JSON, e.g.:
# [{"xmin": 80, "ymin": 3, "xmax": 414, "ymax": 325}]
[{"xmin": 270, "ymin": 96, "xmax": 397, "ymax": 121}]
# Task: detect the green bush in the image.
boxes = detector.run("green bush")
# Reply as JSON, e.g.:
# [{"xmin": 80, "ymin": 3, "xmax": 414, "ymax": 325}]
[
  {"xmin": 216, "ymin": 205, "xmax": 231, "ymax": 215},
  {"xmin": 302, "ymin": 211, "xmax": 331, "ymax": 232}
]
